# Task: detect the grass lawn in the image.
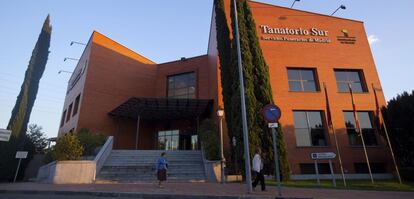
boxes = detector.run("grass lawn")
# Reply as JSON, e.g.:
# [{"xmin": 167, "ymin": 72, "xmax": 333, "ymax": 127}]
[{"xmin": 265, "ymin": 179, "xmax": 414, "ymax": 192}]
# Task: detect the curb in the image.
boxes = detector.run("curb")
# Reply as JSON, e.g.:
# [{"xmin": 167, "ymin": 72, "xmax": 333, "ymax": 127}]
[{"xmin": 0, "ymin": 189, "xmax": 313, "ymax": 199}]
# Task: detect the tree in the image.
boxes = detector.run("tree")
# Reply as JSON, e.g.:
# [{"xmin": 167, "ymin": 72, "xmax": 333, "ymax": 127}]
[
  {"xmin": 7, "ymin": 15, "xmax": 52, "ymax": 138},
  {"xmin": 51, "ymin": 134, "xmax": 84, "ymax": 161},
  {"xmin": 199, "ymin": 119, "xmax": 220, "ymax": 160},
  {"xmin": 213, "ymin": 0, "xmax": 290, "ymax": 179},
  {"xmin": 27, "ymin": 124, "xmax": 48, "ymax": 152},
  {"xmin": 382, "ymin": 91, "xmax": 414, "ymax": 167},
  {"xmin": 0, "ymin": 15, "xmax": 51, "ymax": 182},
  {"xmin": 76, "ymin": 128, "xmax": 106, "ymax": 156}
]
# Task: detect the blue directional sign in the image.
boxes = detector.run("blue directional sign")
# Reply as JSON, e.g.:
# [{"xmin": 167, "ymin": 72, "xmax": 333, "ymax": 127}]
[{"xmin": 262, "ymin": 104, "xmax": 281, "ymax": 123}]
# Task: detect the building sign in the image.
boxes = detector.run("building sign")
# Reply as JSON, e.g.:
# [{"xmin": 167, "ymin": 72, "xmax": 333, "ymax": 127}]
[
  {"xmin": 259, "ymin": 25, "xmax": 331, "ymax": 44},
  {"xmin": 310, "ymin": 152, "xmax": 336, "ymax": 160},
  {"xmin": 0, "ymin": 129, "xmax": 11, "ymax": 142},
  {"xmin": 337, "ymin": 29, "xmax": 356, "ymax": 44}
]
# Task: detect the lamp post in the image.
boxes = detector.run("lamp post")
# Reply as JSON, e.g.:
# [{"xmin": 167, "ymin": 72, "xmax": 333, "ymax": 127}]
[
  {"xmin": 63, "ymin": 57, "xmax": 79, "ymax": 62},
  {"xmin": 331, "ymin": 5, "xmax": 346, "ymax": 16},
  {"xmin": 290, "ymin": 0, "xmax": 300, "ymax": 8},
  {"xmin": 232, "ymin": 0, "xmax": 253, "ymax": 193},
  {"xmin": 58, "ymin": 70, "xmax": 73, "ymax": 74},
  {"xmin": 217, "ymin": 108, "xmax": 225, "ymax": 184},
  {"xmin": 70, "ymin": 41, "xmax": 86, "ymax": 46}
]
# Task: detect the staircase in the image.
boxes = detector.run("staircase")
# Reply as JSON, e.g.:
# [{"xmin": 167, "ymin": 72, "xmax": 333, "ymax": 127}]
[{"xmin": 96, "ymin": 150, "xmax": 206, "ymax": 182}]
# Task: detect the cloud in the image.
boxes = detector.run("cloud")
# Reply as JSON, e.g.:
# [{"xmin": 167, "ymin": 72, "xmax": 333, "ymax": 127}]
[{"xmin": 368, "ymin": 35, "xmax": 379, "ymax": 45}]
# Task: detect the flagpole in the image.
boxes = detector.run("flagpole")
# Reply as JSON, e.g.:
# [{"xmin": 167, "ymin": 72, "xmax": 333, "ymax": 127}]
[
  {"xmin": 372, "ymin": 84, "xmax": 402, "ymax": 184},
  {"xmin": 323, "ymin": 83, "xmax": 347, "ymax": 187},
  {"xmin": 348, "ymin": 83, "xmax": 374, "ymax": 184}
]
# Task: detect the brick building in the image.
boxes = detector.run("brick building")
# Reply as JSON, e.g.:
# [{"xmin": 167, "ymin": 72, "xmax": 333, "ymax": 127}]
[{"xmin": 59, "ymin": 1, "xmax": 393, "ymax": 178}]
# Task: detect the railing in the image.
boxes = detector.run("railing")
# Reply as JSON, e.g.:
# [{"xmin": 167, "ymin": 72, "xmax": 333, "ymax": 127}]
[{"xmin": 94, "ymin": 136, "xmax": 113, "ymax": 174}]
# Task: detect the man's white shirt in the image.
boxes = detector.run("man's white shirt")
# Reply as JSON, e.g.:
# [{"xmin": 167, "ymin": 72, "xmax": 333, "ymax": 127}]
[{"xmin": 252, "ymin": 153, "xmax": 262, "ymax": 172}]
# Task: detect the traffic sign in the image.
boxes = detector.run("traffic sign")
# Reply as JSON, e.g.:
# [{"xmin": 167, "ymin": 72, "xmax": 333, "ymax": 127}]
[
  {"xmin": 311, "ymin": 152, "xmax": 336, "ymax": 160},
  {"xmin": 15, "ymin": 151, "xmax": 28, "ymax": 159},
  {"xmin": 0, "ymin": 129, "xmax": 11, "ymax": 142},
  {"xmin": 262, "ymin": 104, "xmax": 282, "ymax": 123},
  {"xmin": 268, "ymin": 123, "xmax": 279, "ymax": 128}
]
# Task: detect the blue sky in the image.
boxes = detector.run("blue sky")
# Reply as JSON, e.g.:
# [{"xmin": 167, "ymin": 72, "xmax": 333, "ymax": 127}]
[{"xmin": 0, "ymin": 0, "xmax": 413, "ymax": 138}]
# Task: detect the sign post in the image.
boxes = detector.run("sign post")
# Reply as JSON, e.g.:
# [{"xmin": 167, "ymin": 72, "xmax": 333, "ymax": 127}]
[
  {"xmin": 262, "ymin": 104, "xmax": 282, "ymax": 197},
  {"xmin": 311, "ymin": 152, "xmax": 337, "ymax": 187},
  {"xmin": 0, "ymin": 129, "xmax": 12, "ymax": 142},
  {"xmin": 13, "ymin": 151, "xmax": 28, "ymax": 183}
]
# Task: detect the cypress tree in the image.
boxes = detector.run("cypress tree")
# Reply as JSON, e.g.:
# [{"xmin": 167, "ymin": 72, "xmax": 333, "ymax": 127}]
[
  {"xmin": 7, "ymin": 15, "xmax": 52, "ymax": 138},
  {"xmin": 0, "ymin": 15, "xmax": 51, "ymax": 181},
  {"xmin": 213, "ymin": 0, "xmax": 291, "ymax": 179},
  {"xmin": 214, "ymin": 0, "xmax": 240, "ymax": 173},
  {"xmin": 238, "ymin": 0, "xmax": 290, "ymax": 180},
  {"xmin": 230, "ymin": 0, "xmax": 262, "ymax": 163}
]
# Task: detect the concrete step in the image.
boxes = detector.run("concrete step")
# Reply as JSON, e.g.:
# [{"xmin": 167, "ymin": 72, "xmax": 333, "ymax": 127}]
[
  {"xmin": 100, "ymin": 167, "xmax": 204, "ymax": 173},
  {"xmin": 97, "ymin": 150, "xmax": 206, "ymax": 182}
]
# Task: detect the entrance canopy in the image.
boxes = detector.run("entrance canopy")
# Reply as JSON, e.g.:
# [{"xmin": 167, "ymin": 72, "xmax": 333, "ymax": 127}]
[{"xmin": 109, "ymin": 97, "xmax": 213, "ymax": 120}]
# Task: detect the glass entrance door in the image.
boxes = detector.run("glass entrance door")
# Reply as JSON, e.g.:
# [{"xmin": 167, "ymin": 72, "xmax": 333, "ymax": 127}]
[{"xmin": 158, "ymin": 130, "xmax": 179, "ymax": 150}]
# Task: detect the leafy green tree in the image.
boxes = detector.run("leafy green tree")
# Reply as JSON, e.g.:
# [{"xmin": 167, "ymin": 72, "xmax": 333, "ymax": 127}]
[
  {"xmin": 27, "ymin": 124, "xmax": 48, "ymax": 152},
  {"xmin": 76, "ymin": 128, "xmax": 106, "ymax": 156},
  {"xmin": 51, "ymin": 134, "xmax": 84, "ymax": 161},
  {"xmin": 199, "ymin": 119, "xmax": 220, "ymax": 160},
  {"xmin": 382, "ymin": 91, "xmax": 414, "ymax": 167}
]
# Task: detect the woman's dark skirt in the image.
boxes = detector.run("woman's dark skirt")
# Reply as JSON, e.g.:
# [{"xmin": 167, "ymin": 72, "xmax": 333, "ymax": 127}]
[{"xmin": 157, "ymin": 169, "xmax": 167, "ymax": 181}]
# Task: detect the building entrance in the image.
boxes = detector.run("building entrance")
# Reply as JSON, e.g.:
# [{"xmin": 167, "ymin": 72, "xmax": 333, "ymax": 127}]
[{"xmin": 157, "ymin": 130, "xmax": 198, "ymax": 150}]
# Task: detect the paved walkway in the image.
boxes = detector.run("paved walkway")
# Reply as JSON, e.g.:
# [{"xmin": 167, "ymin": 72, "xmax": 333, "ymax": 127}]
[{"xmin": 0, "ymin": 182, "xmax": 413, "ymax": 199}]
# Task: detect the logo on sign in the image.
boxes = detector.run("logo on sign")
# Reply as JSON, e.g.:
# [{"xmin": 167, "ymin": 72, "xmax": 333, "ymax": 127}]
[{"xmin": 337, "ymin": 29, "xmax": 356, "ymax": 44}]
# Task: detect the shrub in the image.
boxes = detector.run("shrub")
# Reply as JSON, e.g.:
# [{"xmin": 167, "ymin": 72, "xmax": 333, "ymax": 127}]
[
  {"xmin": 199, "ymin": 119, "xmax": 220, "ymax": 160},
  {"xmin": 76, "ymin": 128, "xmax": 106, "ymax": 156},
  {"xmin": 51, "ymin": 134, "xmax": 83, "ymax": 161}
]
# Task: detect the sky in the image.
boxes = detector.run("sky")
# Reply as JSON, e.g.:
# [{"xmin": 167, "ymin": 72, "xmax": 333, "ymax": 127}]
[{"xmin": 0, "ymin": 0, "xmax": 413, "ymax": 139}]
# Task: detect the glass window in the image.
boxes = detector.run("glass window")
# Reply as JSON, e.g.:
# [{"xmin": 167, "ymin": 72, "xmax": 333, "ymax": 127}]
[
  {"xmin": 343, "ymin": 111, "xmax": 378, "ymax": 146},
  {"xmin": 293, "ymin": 111, "xmax": 327, "ymax": 146},
  {"xmin": 334, "ymin": 70, "xmax": 367, "ymax": 92},
  {"xmin": 354, "ymin": 162, "xmax": 386, "ymax": 173},
  {"xmin": 72, "ymin": 94, "xmax": 81, "ymax": 117},
  {"xmin": 167, "ymin": 72, "xmax": 196, "ymax": 99},
  {"xmin": 287, "ymin": 68, "xmax": 318, "ymax": 92},
  {"xmin": 158, "ymin": 130, "xmax": 179, "ymax": 150},
  {"xmin": 60, "ymin": 110, "xmax": 66, "ymax": 127},
  {"xmin": 300, "ymin": 163, "xmax": 331, "ymax": 174},
  {"xmin": 66, "ymin": 103, "xmax": 73, "ymax": 123}
]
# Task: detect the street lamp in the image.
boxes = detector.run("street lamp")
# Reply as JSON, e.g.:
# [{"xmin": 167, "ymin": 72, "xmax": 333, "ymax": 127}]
[
  {"xmin": 63, "ymin": 57, "xmax": 79, "ymax": 62},
  {"xmin": 70, "ymin": 41, "xmax": 86, "ymax": 46},
  {"xmin": 58, "ymin": 70, "xmax": 72, "ymax": 74},
  {"xmin": 290, "ymin": 0, "xmax": 300, "ymax": 8},
  {"xmin": 217, "ymin": 108, "xmax": 225, "ymax": 184},
  {"xmin": 331, "ymin": 5, "xmax": 346, "ymax": 16}
]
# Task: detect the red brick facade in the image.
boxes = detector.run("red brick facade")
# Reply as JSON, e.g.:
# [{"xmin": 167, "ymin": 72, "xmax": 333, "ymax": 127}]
[{"xmin": 59, "ymin": 1, "xmax": 392, "ymax": 176}]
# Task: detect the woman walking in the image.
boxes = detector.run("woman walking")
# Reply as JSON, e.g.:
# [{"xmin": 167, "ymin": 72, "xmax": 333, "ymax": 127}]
[{"xmin": 156, "ymin": 152, "xmax": 168, "ymax": 188}]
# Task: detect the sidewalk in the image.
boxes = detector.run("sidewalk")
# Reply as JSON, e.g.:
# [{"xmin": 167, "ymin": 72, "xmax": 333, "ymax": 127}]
[{"xmin": 0, "ymin": 182, "xmax": 413, "ymax": 199}]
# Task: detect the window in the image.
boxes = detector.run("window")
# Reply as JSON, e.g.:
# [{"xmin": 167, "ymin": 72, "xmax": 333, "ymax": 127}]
[
  {"xmin": 287, "ymin": 68, "xmax": 318, "ymax": 92},
  {"xmin": 167, "ymin": 72, "xmax": 196, "ymax": 98},
  {"xmin": 354, "ymin": 162, "xmax": 386, "ymax": 173},
  {"xmin": 60, "ymin": 110, "xmax": 67, "ymax": 127},
  {"xmin": 334, "ymin": 70, "xmax": 367, "ymax": 92},
  {"xmin": 66, "ymin": 103, "xmax": 73, "ymax": 123},
  {"xmin": 293, "ymin": 111, "xmax": 327, "ymax": 146},
  {"xmin": 72, "ymin": 94, "xmax": 81, "ymax": 117},
  {"xmin": 158, "ymin": 130, "xmax": 179, "ymax": 150},
  {"xmin": 343, "ymin": 111, "xmax": 378, "ymax": 146},
  {"xmin": 300, "ymin": 163, "xmax": 331, "ymax": 174}
]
